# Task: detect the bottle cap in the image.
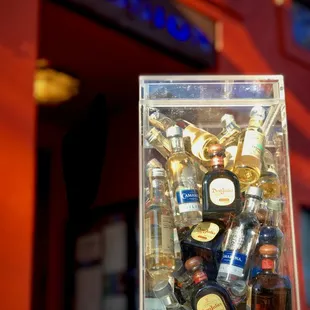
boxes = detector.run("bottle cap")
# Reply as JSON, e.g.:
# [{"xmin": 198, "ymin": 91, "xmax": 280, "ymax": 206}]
[
  {"xmin": 266, "ymin": 199, "xmax": 283, "ymax": 211},
  {"xmin": 221, "ymin": 114, "xmax": 235, "ymax": 127},
  {"xmin": 208, "ymin": 144, "xmax": 225, "ymax": 157},
  {"xmin": 166, "ymin": 125, "xmax": 183, "ymax": 138},
  {"xmin": 184, "ymin": 256, "xmax": 203, "ymax": 272},
  {"xmin": 259, "ymin": 244, "xmax": 278, "ymax": 256},
  {"xmin": 250, "ymin": 106, "xmax": 266, "ymax": 120},
  {"xmin": 245, "ymin": 186, "xmax": 263, "ymax": 200},
  {"xmin": 192, "ymin": 270, "xmax": 208, "ymax": 284},
  {"xmin": 149, "ymin": 167, "xmax": 166, "ymax": 178},
  {"xmin": 153, "ymin": 280, "xmax": 173, "ymax": 298},
  {"xmin": 172, "ymin": 259, "xmax": 186, "ymax": 278}
]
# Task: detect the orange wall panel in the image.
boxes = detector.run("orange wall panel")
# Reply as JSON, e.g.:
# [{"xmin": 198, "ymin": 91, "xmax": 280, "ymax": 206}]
[{"xmin": 0, "ymin": 0, "xmax": 38, "ymax": 310}]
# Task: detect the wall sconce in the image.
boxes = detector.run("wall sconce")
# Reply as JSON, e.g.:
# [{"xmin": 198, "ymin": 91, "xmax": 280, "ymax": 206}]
[{"xmin": 34, "ymin": 59, "xmax": 80, "ymax": 104}]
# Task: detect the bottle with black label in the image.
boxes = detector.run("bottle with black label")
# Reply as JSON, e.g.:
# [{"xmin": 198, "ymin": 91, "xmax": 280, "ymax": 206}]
[{"xmin": 202, "ymin": 144, "xmax": 241, "ymax": 219}]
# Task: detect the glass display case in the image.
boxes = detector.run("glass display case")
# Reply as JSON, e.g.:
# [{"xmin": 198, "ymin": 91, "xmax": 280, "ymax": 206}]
[{"xmin": 139, "ymin": 75, "xmax": 301, "ymax": 310}]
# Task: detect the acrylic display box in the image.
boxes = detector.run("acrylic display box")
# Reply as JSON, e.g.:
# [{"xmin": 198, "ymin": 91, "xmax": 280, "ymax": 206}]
[{"xmin": 139, "ymin": 76, "xmax": 301, "ymax": 310}]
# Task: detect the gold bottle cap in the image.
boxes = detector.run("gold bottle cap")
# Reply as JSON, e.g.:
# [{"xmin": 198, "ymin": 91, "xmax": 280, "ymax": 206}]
[
  {"xmin": 184, "ymin": 256, "xmax": 203, "ymax": 272},
  {"xmin": 259, "ymin": 244, "xmax": 278, "ymax": 256}
]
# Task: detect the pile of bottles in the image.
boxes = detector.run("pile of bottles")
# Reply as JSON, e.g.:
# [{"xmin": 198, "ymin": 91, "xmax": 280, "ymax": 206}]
[{"xmin": 143, "ymin": 107, "xmax": 292, "ymax": 310}]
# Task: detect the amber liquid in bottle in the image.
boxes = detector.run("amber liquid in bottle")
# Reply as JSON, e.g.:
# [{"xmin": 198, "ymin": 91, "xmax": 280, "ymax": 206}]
[
  {"xmin": 234, "ymin": 106, "xmax": 266, "ymax": 189},
  {"xmin": 251, "ymin": 244, "xmax": 292, "ymax": 310}
]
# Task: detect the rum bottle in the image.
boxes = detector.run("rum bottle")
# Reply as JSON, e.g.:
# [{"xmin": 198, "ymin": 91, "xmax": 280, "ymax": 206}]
[
  {"xmin": 176, "ymin": 119, "xmax": 219, "ymax": 162},
  {"xmin": 202, "ymin": 144, "xmax": 241, "ymax": 219},
  {"xmin": 145, "ymin": 168, "xmax": 175, "ymax": 281},
  {"xmin": 233, "ymin": 106, "xmax": 266, "ymax": 189},
  {"xmin": 166, "ymin": 125, "xmax": 202, "ymax": 228},
  {"xmin": 217, "ymin": 114, "xmax": 241, "ymax": 147},
  {"xmin": 217, "ymin": 187, "xmax": 263, "ymax": 305},
  {"xmin": 251, "ymin": 244, "xmax": 292, "ymax": 310}
]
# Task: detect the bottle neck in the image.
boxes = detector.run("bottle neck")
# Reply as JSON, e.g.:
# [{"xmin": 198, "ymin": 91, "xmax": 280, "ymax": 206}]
[
  {"xmin": 266, "ymin": 209, "xmax": 282, "ymax": 227},
  {"xmin": 211, "ymin": 156, "xmax": 224, "ymax": 170},
  {"xmin": 170, "ymin": 136, "xmax": 185, "ymax": 153},
  {"xmin": 150, "ymin": 178, "xmax": 167, "ymax": 205},
  {"xmin": 158, "ymin": 293, "xmax": 180, "ymax": 309},
  {"xmin": 261, "ymin": 257, "xmax": 277, "ymax": 274},
  {"xmin": 248, "ymin": 118, "xmax": 263, "ymax": 129},
  {"xmin": 243, "ymin": 197, "xmax": 261, "ymax": 213}
]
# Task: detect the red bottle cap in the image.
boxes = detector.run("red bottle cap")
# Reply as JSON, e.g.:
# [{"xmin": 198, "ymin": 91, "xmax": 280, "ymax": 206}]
[
  {"xmin": 262, "ymin": 258, "xmax": 275, "ymax": 270},
  {"xmin": 192, "ymin": 270, "xmax": 208, "ymax": 284}
]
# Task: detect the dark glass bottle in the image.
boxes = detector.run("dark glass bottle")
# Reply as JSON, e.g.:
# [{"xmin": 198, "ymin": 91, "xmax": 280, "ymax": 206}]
[
  {"xmin": 179, "ymin": 220, "xmax": 226, "ymax": 280},
  {"xmin": 190, "ymin": 269, "xmax": 235, "ymax": 310},
  {"xmin": 202, "ymin": 144, "xmax": 241, "ymax": 219},
  {"xmin": 251, "ymin": 244, "xmax": 292, "ymax": 310}
]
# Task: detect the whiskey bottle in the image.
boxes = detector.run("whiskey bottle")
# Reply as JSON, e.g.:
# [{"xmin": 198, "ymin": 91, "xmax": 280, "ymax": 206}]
[
  {"xmin": 202, "ymin": 144, "xmax": 241, "ymax": 219},
  {"xmin": 145, "ymin": 168, "xmax": 175, "ymax": 281},
  {"xmin": 153, "ymin": 280, "xmax": 192, "ymax": 310},
  {"xmin": 256, "ymin": 149, "xmax": 280, "ymax": 199},
  {"xmin": 166, "ymin": 126, "xmax": 202, "ymax": 228},
  {"xmin": 189, "ymin": 269, "xmax": 235, "ymax": 310},
  {"xmin": 233, "ymin": 106, "xmax": 266, "ymax": 188},
  {"xmin": 217, "ymin": 114, "xmax": 241, "ymax": 147},
  {"xmin": 179, "ymin": 219, "xmax": 226, "ymax": 281},
  {"xmin": 149, "ymin": 110, "xmax": 176, "ymax": 132},
  {"xmin": 251, "ymin": 244, "xmax": 292, "ymax": 310},
  {"xmin": 217, "ymin": 186, "xmax": 263, "ymax": 305},
  {"xmin": 176, "ymin": 119, "xmax": 219, "ymax": 162}
]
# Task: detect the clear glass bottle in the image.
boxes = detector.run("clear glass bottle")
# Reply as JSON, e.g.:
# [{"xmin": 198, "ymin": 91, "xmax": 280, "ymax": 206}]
[
  {"xmin": 176, "ymin": 119, "xmax": 219, "ymax": 162},
  {"xmin": 146, "ymin": 127, "xmax": 172, "ymax": 159},
  {"xmin": 217, "ymin": 114, "xmax": 241, "ymax": 147},
  {"xmin": 149, "ymin": 110, "xmax": 176, "ymax": 132},
  {"xmin": 166, "ymin": 126, "xmax": 202, "ymax": 228},
  {"xmin": 251, "ymin": 244, "xmax": 292, "ymax": 310},
  {"xmin": 202, "ymin": 144, "xmax": 241, "ymax": 219},
  {"xmin": 233, "ymin": 106, "xmax": 266, "ymax": 188},
  {"xmin": 145, "ymin": 168, "xmax": 175, "ymax": 281},
  {"xmin": 153, "ymin": 280, "xmax": 192, "ymax": 310},
  {"xmin": 217, "ymin": 186, "xmax": 263, "ymax": 305},
  {"xmin": 256, "ymin": 149, "xmax": 280, "ymax": 199}
]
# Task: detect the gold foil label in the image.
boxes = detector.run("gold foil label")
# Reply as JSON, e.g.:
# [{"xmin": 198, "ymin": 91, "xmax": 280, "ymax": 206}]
[
  {"xmin": 209, "ymin": 178, "xmax": 235, "ymax": 206},
  {"xmin": 197, "ymin": 293, "xmax": 226, "ymax": 310},
  {"xmin": 191, "ymin": 222, "xmax": 219, "ymax": 242}
]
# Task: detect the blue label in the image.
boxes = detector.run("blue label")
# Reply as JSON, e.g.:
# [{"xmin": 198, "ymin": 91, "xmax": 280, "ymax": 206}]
[
  {"xmin": 221, "ymin": 250, "xmax": 247, "ymax": 269},
  {"xmin": 176, "ymin": 189, "xmax": 199, "ymax": 204}
]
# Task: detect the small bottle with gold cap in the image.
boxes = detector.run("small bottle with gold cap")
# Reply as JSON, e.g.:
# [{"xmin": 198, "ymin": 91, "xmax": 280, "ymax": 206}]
[
  {"xmin": 251, "ymin": 244, "xmax": 292, "ymax": 310},
  {"xmin": 184, "ymin": 257, "xmax": 235, "ymax": 310},
  {"xmin": 202, "ymin": 144, "xmax": 241, "ymax": 219}
]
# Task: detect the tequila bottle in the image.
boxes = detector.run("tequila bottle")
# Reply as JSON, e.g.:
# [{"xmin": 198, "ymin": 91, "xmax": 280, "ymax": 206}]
[
  {"xmin": 145, "ymin": 168, "xmax": 175, "ymax": 281},
  {"xmin": 166, "ymin": 126, "xmax": 202, "ymax": 228},
  {"xmin": 202, "ymin": 144, "xmax": 241, "ymax": 219},
  {"xmin": 153, "ymin": 280, "xmax": 192, "ymax": 310},
  {"xmin": 256, "ymin": 149, "xmax": 280, "ymax": 199},
  {"xmin": 176, "ymin": 119, "xmax": 219, "ymax": 162},
  {"xmin": 217, "ymin": 114, "xmax": 241, "ymax": 147},
  {"xmin": 251, "ymin": 244, "xmax": 292, "ymax": 310},
  {"xmin": 217, "ymin": 186, "xmax": 263, "ymax": 305},
  {"xmin": 233, "ymin": 106, "xmax": 266, "ymax": 189}
]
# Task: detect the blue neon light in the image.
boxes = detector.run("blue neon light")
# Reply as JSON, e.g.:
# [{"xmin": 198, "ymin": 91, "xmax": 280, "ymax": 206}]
[{"xmin": 105, "ymin": 0, "xmax": 212, "ymax": 53}]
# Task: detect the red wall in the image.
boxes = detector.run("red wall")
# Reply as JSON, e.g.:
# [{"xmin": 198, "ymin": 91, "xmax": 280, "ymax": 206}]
[{"xmin": 0, "ymin": 0, "xmax": 38, "ymax": 309}]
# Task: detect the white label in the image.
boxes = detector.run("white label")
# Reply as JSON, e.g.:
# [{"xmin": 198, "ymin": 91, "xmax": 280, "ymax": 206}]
[
  {"xmin": 161, "ymin": 215, "xmax": 174, "ymax": 254},
  {"xmin": 209, "ymin": 178, "xmax": 235, "ymax": 206},
  {"xmin": 218, "ymin": 263, "xmax": 244, "ymax": 277},
  {"xmin": 179, "ymin": 202, "xmax": 200, "ymax": 213},
  {"xmin": 191, "ymin": 222, "xmax": 220, "ymax": 242},
  {"xmin": 241, "ymin": 130, "xmax": 264, "ymax": 160},
  {"xmin": 144, "ymin": 217, "xmax": 151, "ymax": 256}
]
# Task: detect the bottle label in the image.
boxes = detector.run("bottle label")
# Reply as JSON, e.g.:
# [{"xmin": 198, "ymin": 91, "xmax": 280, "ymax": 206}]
[
  {"xmin": 161, "ymin": 215, "xmax": 174, "ymax": 255},
  {"xmin": 209, "ymin": 178, "xmax": 235, "ymax": 206},
  {"xmin": 145, "ymin": 298, "xmax": 165, "ymax": 310},
  {"xmin": 176, "ymin": 189, "xmax": 200, "ymax": 213},
  {"xmin": 144, "ymin": 217, "xmax": 152, "ymax": 256},
  {"xmin": 241, "ymin": 130, "xmax": 264, "ymax": 160},
  {"xmin": 262, "ymin": 258, "xmax": 274, "ymax": 270},
  {"xmin": 219, "ymin": 250, "xmax": 247, "ymax": 277},
  {"xmin": 191, "ymin": 222, "xmax": 220, "ymax": 242},
  {"xmin": 197, "ymin": 293, "xmax": 226, "ymax": 310}
]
